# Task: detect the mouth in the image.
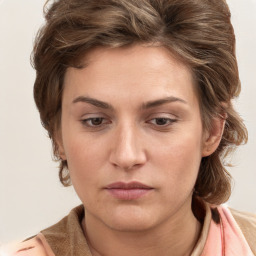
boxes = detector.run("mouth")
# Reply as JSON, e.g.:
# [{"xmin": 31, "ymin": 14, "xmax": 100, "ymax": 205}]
[{"xmin": 105, "ymin": 181, "xmax": 153, "ymax": 200}]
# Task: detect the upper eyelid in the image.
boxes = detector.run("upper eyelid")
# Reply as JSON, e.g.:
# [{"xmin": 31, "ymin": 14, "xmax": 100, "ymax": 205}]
[
  {"xmin": 79, "ymin": 111, "xmax": 179, "ymax": 121},
  {"xmin": 145, "ymin": 112, "xmax": 179, "ymax": 119},
  {"xmin": 80, "ymin": 112, "xmax": 109, "ymax": 119}
]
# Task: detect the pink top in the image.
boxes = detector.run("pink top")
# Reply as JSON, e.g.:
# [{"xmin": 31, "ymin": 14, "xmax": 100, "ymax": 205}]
[{"xmin": 200, "ymin": 206, "xmax": 254, "ymax": 256}]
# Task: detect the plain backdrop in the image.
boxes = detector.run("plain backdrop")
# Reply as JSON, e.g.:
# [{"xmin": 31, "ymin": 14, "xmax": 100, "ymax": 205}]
[{"xmin": 0, "ymin": 0, "xmax": 256, "ymax": 244}]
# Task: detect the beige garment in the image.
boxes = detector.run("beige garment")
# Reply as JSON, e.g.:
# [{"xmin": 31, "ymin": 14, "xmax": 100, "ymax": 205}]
[
  {"xmin": 40, "ymin": 205, "xmax": 212, "ymax": 256},
  {"xmin": 4, "ymin": 204, "xmax": 256, "ymax": 256},
  {"xmin": 40, "ymin": 206, "xmax": 91, "ymax": 256},
  {"xmin": 230, "ymin": 208, "xmax": 256, "ymax": 255}
]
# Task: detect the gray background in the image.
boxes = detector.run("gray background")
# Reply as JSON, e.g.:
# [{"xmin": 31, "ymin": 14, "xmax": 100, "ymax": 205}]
[{"xmin": 0, "ymin": 0, "xmax": 255, "ymax": 244}]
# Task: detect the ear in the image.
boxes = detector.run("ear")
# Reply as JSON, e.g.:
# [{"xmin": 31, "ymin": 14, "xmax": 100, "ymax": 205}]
[
  {"xmin": 201, "ymin": 116, "xmax": 226, "ymax": 157},
  {"xmin": 55, "ymin": 129, "xmax": 67, "ymax": 160}
]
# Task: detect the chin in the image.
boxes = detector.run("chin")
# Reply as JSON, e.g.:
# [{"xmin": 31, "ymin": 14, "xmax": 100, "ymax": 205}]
[
  {"xmin": 103, "ymin": 207, "xmax": 158, "ymax": 232},
  {"xmin": 108, "ymin": 219, "xmax": 156, "ymax": 233}
]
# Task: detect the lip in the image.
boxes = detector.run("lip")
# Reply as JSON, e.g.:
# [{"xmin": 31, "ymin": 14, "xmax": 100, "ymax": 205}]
[{"xmin": 105, "ymin": 182, "xmax": 153, "ymax": 200}]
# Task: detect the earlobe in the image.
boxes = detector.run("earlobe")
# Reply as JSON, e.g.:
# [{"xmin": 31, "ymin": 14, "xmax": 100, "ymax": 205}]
[
  {"xmin": 202, "ymin": 116, "xmax": 226, "ymax": 157},
  {"xmin": 58, "ymin": 145, "xmax": 67, "ymax": 160},
  {"xmin": 55, "ymin": 130, "xmax": 67, "ymax": 160}
]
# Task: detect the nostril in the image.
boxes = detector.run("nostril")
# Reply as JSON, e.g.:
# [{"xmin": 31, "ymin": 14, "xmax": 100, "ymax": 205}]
[{"xmin": 110, "ymin": 151, "xmax": 147, "ymax": 170}]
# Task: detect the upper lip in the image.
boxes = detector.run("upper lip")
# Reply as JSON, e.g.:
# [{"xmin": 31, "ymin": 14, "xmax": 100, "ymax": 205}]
[{"xmin": 105, "ymin": 181, "xmax": 153, "ymax": 189}]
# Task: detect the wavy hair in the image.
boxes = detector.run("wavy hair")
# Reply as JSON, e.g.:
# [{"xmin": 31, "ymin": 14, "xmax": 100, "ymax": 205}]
[{"xmin": 33, "ymin": 0, "xmax": 248, "ymax": 204}]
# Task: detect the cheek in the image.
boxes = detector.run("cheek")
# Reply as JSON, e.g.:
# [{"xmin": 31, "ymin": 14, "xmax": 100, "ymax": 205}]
[
  {"xmin": 64, "ymin": 138, "xmax": 105, "ymax": 204},
  {"xmin": 63, "ymin": 135, "xmax": 104, "ymax": 184},
  {"xmin": 153, "ymin": 131, "xmax": 203, "ymax": 188}
]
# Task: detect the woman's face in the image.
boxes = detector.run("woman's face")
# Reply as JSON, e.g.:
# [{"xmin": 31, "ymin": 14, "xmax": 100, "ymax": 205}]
[{"xmin": 59, "ymin": 44, "xmax": 210, "ymax": 231}]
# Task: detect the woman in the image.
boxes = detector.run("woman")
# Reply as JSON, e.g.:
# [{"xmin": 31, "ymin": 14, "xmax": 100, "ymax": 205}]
[{"xmin": 5, "ymin": 0, "xmax": 256, "ymax": 255}]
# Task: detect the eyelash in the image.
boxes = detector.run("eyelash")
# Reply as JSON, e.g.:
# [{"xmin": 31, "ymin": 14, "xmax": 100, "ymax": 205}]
[
  {"xmin": 81, "ymin": 116, "xmax": 177, "ymax": 129},
  {"xmin": 148, "ymin": 117, "xmax": 177, "ymax": 127},
  {"xmin": 81, "ymin": 117, "xmax": 110, "ymax": 127}
]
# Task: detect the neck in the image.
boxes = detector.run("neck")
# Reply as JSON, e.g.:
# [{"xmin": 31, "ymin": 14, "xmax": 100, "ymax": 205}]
[{"xmin": 82, "ymin": 200, "xmax": 202, "ymax": 256}]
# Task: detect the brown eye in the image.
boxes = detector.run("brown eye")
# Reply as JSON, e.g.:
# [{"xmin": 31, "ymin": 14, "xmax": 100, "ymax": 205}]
[
  {"xmin": 155, "ymin": 118, "xmax": 169, "ymax": 126},
  {"xmin": 82, "ymin": 117, "xmax": 105, "ymax": 127},
  {"xmin": 151, "ymin": 118, "xmax": 176, "ymax": 126},
  {"xmin": 90, "ymin": 118, "xmax": 104, "ymax": 126}
]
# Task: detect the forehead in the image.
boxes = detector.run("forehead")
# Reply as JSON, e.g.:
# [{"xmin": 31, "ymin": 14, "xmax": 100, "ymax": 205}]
[
  {"xmin": 73, "ymin": 44, "xmax": 192, "ymax": 81},
  {"xmin": 63, "ymin": 44, "xmax": 198, "ymax": 107}
]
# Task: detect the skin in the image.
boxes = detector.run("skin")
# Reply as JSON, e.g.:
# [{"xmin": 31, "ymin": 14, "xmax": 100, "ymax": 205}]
[{"xmin": 58, "ymin": 44, "xmax": 223, "ymax": 256}]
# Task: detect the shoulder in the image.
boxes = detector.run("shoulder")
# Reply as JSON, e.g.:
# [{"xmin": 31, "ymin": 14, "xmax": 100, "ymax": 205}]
[
  {"xmin": 229, "ymin": 207, "xmax": 256, "ymax": 255},
  {"xmin": 0, "ymin": 205, "xmax": 85, "ymax": 256},
  {"xmin": 40, "ymin": 204, "xmax": 88, "ymax": 256},
  {"xmin": 0, "ymin": 236, "xmax": 49, "ymax": 256},
  {"xmin": 229, "ymin": 207, "xmax": 256, "ymax": 237}
]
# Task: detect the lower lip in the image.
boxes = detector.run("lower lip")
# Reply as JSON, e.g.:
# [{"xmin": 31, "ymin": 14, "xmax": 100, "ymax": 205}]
[{"xmin": 106, "ymin": 188, "xmax": 153, "ymax": 200}]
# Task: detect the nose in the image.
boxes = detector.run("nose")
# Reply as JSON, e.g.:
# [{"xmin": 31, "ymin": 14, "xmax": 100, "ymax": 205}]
[{"xmin": 109, "ymin": 123, "xmax": 147, "ymax": 170}]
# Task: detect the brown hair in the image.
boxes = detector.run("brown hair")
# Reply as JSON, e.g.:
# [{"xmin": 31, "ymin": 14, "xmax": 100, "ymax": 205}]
[{"xmin": 33, "ymin": 0, "xmax": 247, "ymax": 204}]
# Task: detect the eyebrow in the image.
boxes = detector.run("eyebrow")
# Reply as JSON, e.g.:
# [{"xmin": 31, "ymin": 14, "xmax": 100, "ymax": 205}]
[
  {"xmin": 72, "ymin": 96, "xmax": 113, "ymax": 110},
  {"xmin": 72, "ymin": 96, "xmax": 187, "ymax": 110},
  {"xmin": 142, "ymin": 96, "xmax": 187, "ymax": 109}
]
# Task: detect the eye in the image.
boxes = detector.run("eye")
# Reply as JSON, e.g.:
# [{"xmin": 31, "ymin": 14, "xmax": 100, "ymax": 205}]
[
  {"xmin": 81, "ymin": 117, "xmax": 109, "ymax": 127},
  {"xmin": 149, "ymin": 117, "xmax": 177, "ymax": 126}
]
